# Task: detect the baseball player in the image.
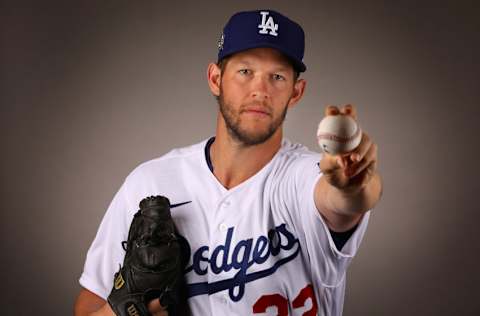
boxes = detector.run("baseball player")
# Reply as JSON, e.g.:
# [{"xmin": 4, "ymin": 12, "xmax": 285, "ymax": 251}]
[{"xmin": 74, "ymin": 9, "xmax": 382, "ymax": 316}]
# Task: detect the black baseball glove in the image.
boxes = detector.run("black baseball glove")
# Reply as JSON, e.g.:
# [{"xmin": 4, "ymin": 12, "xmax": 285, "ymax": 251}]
[{"xmin": 107, "ymin": 195, "xmax": 189, "ymax": 316}]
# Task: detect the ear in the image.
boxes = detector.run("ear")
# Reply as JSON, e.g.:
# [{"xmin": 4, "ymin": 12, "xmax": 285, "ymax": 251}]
[
  {"xmin": 207, "ymin": 62, "xmax": 222, "ymax": 97},
  {"xmin": 287, "ymin": 78, "xmax": 307, "ymax": 108}
]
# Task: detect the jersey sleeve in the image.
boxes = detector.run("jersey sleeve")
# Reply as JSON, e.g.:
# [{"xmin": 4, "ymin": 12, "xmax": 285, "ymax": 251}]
[
  {"xmin": 78, "ymin": 176, "xmax": 138, "ymax": 299},
  {"xmin": 287, "ymin": 152, "xmax": 371, "ymax": 287}
]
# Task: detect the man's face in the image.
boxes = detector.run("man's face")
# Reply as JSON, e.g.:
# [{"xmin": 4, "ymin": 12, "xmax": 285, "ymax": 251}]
[{"xmin": 216, "ymin": 48, "xmax": 298, "ymax": 146}]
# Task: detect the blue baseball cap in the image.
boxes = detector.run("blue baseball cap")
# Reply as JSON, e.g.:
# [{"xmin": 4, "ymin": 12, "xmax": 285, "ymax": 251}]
[{"xmin": 217, "ymin": 10, "xmax": 306, "ymax": 72}]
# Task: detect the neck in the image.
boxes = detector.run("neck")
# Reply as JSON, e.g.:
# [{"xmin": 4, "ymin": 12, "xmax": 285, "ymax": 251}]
[{"xmin": 210, "ymin": 115, "xmax": 283, "ymax": 190}]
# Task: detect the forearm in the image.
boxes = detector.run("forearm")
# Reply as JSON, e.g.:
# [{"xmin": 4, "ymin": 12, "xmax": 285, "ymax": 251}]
[
  {"xmin": 315, "ymin": 172, "xmax": 382, "ymax": 231},
  {"xmin": 74, "ymin": 289, "xmax": 113, "ymax": 316},
  {"xmin": 74, "ymin": 288, "xmax": 168, "ymax": 316},
  {"xmin": 90, "ymin": 304, "xmax": 114, "ymax": 316},
  {"xmin": 75, "ymin": 302, "xmax": 114, "ymax": 316},
  {"xmin": 327, "ymin": 172, "xmax": 382, "ymax": 216}
]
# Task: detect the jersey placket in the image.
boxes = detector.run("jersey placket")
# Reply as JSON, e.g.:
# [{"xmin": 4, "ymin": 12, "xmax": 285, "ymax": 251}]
[{"xmin": 207, "ymin": 191, "xmax": 236, "ymax": 315}]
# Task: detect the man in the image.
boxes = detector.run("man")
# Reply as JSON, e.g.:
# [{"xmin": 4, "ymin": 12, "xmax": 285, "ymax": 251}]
[{"xmin": 75, "ymin": 9, "xmax": 382, "ymax": 316}]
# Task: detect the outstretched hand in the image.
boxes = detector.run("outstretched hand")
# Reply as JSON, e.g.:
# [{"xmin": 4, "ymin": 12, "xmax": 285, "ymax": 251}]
[{"xmin": 318, "ymin": 104, "xmax": 378, "ymax": 194}]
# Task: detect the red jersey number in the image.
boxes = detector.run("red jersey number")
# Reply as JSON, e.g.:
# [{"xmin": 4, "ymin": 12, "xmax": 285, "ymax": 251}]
[{"xmin": 253, "ymin": 284, "xmax": 318, "ymax": 315}]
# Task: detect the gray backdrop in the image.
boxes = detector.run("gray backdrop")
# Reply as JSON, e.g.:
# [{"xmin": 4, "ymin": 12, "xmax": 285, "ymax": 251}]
[{"xmin": 1, "ymin": 1, "xmax": 479, "ymax": 315}]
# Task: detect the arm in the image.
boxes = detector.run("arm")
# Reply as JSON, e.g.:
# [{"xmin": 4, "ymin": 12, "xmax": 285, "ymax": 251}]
[
  {"xmin": 314, "ymin": 105, "xmax": 383, "ymax": 232},
  {"xmin": 74, "ymin": 288, "xmax": 113, "ymax": 316},
  {"xmin": 315, "ymin": 171, "xmax": 382, "ymax": 231},
  {"xmin": 74, "ymin": 288, "xmax": 168, "ymax": 316}
]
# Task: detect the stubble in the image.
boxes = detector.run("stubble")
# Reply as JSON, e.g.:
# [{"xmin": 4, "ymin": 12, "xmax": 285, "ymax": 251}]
[{"xmin": 217, "ymin": 87, "xmax": 290, "ymax": 146}]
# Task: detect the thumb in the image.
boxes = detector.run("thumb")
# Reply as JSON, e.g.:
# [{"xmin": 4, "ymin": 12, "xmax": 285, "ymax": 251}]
[
  {"xmin": 319, "ymin": 153, "xmax": 344, "ymax": 174},
  {"xmin": 319, "ymin": 153, "xmax": 352, "ymax": 189}
]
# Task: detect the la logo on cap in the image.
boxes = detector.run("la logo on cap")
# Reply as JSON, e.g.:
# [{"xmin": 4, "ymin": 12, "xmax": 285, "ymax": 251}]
[{"xmin": 258, "ymin": 11, "xmax": 278, "ymax": 36}]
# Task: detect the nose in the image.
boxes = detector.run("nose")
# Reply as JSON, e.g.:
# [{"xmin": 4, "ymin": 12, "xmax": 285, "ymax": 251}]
[{"xmin": 250, "ymin": 74, "xmax": 270, "ymax": 100}]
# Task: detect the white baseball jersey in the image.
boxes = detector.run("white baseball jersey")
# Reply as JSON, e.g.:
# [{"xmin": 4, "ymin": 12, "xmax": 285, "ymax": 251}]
[{"xmin": 79, "ymin": 138, "xmax": 370, "ymax": 316}]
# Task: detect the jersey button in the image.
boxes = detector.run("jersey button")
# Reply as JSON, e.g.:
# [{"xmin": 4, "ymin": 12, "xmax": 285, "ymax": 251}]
[{"xmin": 222, "ymin": 200, "xmax": 231, "ymax": 207}]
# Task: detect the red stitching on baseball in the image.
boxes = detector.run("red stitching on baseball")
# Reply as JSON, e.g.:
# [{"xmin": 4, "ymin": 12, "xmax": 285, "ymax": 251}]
[{"xmin": 317, "ymin": 126, "xmax": 361, "ymax": 144}]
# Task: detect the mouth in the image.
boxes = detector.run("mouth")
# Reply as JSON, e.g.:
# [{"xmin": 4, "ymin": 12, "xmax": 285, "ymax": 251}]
[{"xmin": 241, "ymin": 106, "xmax": 271, "ymax": 117}]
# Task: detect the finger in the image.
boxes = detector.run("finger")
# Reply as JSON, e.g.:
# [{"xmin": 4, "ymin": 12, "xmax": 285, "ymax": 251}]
[
  {"xmin": 340, "ymin": 104, "xmax": 357, "ymax": 120},
  {"xmin": 319, "ymin": 153, "xmax": 341, "ymax": 174},
  {"xmin": 337, "ymin": 155, "xmax": 346, "ymax": 169},
  {"xmin": 320, "ymin": 159, "xmax": 351, "ymax": 189},
  {"xmin": 325, "ymin": 105, "xmax": 340, "ymax": 116},
  {"xmin": 348, "ymin": 143, "xmax": 377, "ymax": 178},
  {"xmin": 351, "ymin": 160, "xmax": 377, "ymax": 189},
  {"xmin": 350, "ymin": 132, "xmax": 371, "ymax": 163},
  {"xmin": 148, "ymin": 299, "xmax": 168, "ymax": 316}
]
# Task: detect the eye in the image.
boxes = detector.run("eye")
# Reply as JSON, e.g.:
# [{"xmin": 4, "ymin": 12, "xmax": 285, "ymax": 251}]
[
  {"xmin": 272, "ymin": 74, "xmax": 286, "ymax": 81},
  {"xmin": 238, "ymin": 69, "xmax": 251, "ymax": 75}
]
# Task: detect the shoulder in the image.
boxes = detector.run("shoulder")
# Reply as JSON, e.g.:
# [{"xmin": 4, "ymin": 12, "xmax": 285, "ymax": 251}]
[
  {"xmin": 124, "ymin": 138, "xmax": 208, "ymax": 185},
  {"xmin": 266, "ymin": 139, "xmax": 324, "ymax": 189},
  {"xmin": 275, "ymin": 138, "xmax": 322, "ymax": 167}
]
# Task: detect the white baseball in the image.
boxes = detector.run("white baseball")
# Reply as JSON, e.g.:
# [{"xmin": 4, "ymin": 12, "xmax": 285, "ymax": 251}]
[{"xmin": 316, "ymin": 115, "xmax": 362, "ymax": 155}]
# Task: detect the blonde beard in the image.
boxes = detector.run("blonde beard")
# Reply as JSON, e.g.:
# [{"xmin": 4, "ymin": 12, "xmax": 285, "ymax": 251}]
[{"xmin": 217, "ymin": 90, "xmax": 289, "ymax": 146}]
